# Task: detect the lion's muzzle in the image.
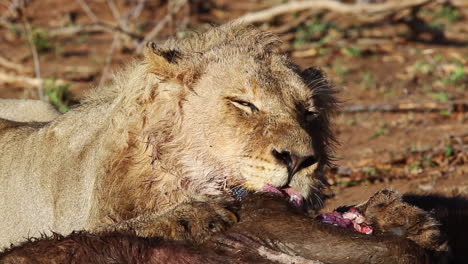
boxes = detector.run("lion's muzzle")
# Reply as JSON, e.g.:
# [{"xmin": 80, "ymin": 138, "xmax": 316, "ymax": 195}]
[{"xmin": 271, "ymin": 148, "xmax": 317, "ymax": 185}]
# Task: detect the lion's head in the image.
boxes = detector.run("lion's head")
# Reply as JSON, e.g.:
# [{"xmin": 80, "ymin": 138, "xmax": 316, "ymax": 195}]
[{"xmin": 114, "ymin": 24, "xmax": 337, "ymax": 213}]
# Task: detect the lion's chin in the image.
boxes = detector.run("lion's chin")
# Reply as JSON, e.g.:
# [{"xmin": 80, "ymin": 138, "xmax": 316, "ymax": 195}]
[{"xmin": 261, "ymin": 184, "xmax": 304, "ymax": 208}]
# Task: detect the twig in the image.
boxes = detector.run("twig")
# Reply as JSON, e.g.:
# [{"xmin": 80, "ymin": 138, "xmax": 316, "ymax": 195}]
[
  {"xmin": 178, "ymin": 0, "xmax": 190, "ymax": 32},
  {"xmin": 107, "ymin": 0, "xmax": 121, "ymax": 22},
  {"xmin": 0, "ymin": 16, "xmax": 15, "ymax": 30},
  {"xmin": 48, "ymin": 23, "xmax": 143, "ymax": 41},
  {"xmin": 1, "ymin": 0, "xmax": 32, "ymax": 20},
  {"xmin": 451, "ymin": 0, "xmax": 468, "ymax": 7},
  {"xmin": 75, "ymin": 0, "xmax": 132, "ymax": 35},
  {"xmin": 120, "ymin": 0, "xmax": 147, "ymax": 32},
  {"xmin": 75, "ymin": 0, "xmax": 99, "ymax": 23},
  {"xmin": 0, "ymin": 54, "xmax": 30, "ymax": 73},
  {"xmin": 342, "ymin": 101, "xmax": 468, "ymax": 113},
  {"xmin": 233, "ymin": 0, "xmax": 431, "ymax": 24},
  {"xmin": 448, "ymin": 132, "xmax": 468, "ymax": 139},
  {"xmin": 271, "ymin": 10, "xmax": 318, "ymax": 34},
  {"xmin": 47, "ymin": 3, "xmax": 144, "ymax": 51},
  {"xmin": 0, "ymin": 71, "xmax": 71, "ymax": 88},
  {"xmin": 128, "ymin": 0, "xmax": 147, "ymax": 21},
  {"xmin": 107, "ymin": 0, "xmax": 128, "ymax": 31},
  {"xmin": 98, "ymin": 35, "xmax": 118, "ymax": 87},
  {"xmin": 20, "ymin": 10, "xmax": 45, "ymax": 100},
  {"xmin": 0, "ymin": 0, "xmax": 22, "ymax": 19},
  {"xmin": 136, "ymin": 0, "xmax": 187, "ymax": 53}
]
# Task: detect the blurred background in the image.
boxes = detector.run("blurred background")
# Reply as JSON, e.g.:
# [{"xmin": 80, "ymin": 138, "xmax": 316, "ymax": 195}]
[{"xmin": 0, "ymin": 0, "xmax": 467, "ymax": 207}]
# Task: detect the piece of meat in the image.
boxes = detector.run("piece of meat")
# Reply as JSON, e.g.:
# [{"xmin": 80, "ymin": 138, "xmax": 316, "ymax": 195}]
[{"xmin": 317, "ymin": 207, "xmax": 373, "ymax": 235}]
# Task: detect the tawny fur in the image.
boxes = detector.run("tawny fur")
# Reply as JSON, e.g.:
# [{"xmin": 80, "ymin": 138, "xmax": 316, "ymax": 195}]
[
  {"xmin": 0, "ymin": 23, "xmax": 337, "ymax": 248},
  {"xmin": 0, "ymin": 99, "xmax": 60, "ymax": 122}
]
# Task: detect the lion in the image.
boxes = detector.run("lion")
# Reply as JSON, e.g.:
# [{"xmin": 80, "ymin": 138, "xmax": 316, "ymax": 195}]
[
  {"xmin": 0, "ymin": 98, "xmax": 60, "ymax": 122},
  {"xmin": 0, "ymin": 24, "xmax": 452, "ymax": 262},
  {"xmin": 0, "ymin": 23, "xmax": 337, "ymax": 248}
]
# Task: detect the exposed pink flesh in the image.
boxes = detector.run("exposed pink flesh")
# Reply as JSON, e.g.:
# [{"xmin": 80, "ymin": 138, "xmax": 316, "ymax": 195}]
[
  {"xmin": 262, "ymin": 184, "xmax": 305, "ymax": 208},
  {"xmin": 317, "ymin": 208, "xmax": 373, "ymax": 235}
]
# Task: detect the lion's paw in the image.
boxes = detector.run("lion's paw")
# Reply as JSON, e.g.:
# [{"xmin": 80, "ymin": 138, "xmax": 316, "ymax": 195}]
[
  {"xmin": 134, "ymin": 201, "xmax": 238, "ymax": 243},
  {"xmin": 358, "ymin": 189, "xmax": 449, "ymax": 253}
]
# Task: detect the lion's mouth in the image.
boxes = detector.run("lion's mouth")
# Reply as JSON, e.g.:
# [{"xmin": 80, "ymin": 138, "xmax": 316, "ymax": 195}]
[
  {"xmin": 262, "ymin": 184, "xmax": 304, "ymax": 208},
  {"xmin": 229, "ymin": 184, "xmax": 304, "ymax": 209}
]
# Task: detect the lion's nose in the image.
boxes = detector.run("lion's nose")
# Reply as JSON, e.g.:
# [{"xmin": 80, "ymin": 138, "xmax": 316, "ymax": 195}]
[{"xmin": 271, "ymin": 148, "xmax": 317, "ymax": 178}]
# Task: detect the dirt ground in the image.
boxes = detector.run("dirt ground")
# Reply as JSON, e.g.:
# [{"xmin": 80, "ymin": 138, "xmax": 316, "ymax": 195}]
[{"xmin": 0, "ymin": 0, "xmax": 467, "ymax": 209}]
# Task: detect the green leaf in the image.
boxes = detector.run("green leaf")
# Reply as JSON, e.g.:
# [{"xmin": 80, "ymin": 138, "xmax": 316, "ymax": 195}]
[
  {"xmin": 342, "ymin": 46, "xmax": 361, "ymax": 57},
  {"xmin": 429, "ymin": 92, "xmax": 449, "ymax": 102},
  {"xmin": 439, "ymin": 109, "xmax": 450, "ymax": 116},
  {"xmin": 444, "ymin": 145, "xmax": 454, "ymax": 157},
  {"xmin": 44, "ymin": 78, "xmax": 71, "ymax": 113}
]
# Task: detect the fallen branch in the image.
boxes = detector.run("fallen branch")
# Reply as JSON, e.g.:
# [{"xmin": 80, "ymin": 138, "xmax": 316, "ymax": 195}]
[
  {"xmin": 233, "ymin": 0, "xmax": 432, "ymax": 24},
  {"xmin": 75, "ymin": 0, "xmax": 100, "ymax": 23},
  {"xmin": 451, "ymin": 0, "xmax": 468, "ymax": 7},
  {"xmin": 48, "ymin": 22, "xmax": 143, "ymax": 41},
  {"xmin": 0, "ymin": 0, "xmax": 26, "ymax": 21},
  {"xmin": 21, "ymin": 8, "xmax": 45, "ymax": 100},
  {"xmin": 124, "ymin": 0, "xmax": 148, "ymax": 23},
  {"xmin": 0, "ymin": 55, "xmax": 30, "ymax": 74},
  {"xmin": 342, "ymin": 101, "xmax": 468, "ymax": 113},
  {"xmin": 107, "ymin": 0, "xmax": 122, "ymax": 26},
  {"xmin": 0, "ymin": 71, "xmax": 72, "ymax": 89},
  {"xmin": 271, "ymin": 10, "xmax": 319, "ymax": 34}
]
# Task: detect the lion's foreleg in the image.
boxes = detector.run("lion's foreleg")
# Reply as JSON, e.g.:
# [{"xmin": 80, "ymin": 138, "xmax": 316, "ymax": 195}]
[{"xmin": 96, "ymin": 201, "xmax": 238, "ymax": 243}]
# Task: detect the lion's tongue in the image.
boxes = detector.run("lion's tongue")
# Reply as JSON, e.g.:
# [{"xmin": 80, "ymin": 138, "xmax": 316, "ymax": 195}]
[
  {"xmin": 283, "ymin": 187, "xmax": 304, "ymax": 207},
  {"xmin": 262, "ymin": 184, "xmax": 304, "ymax": 207},
  {"xmin": 262, "ymin": 184, "xmax": 283, "ymax": 195}
]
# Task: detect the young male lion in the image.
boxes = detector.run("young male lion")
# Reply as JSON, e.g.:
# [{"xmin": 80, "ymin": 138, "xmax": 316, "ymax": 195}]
[
  {"xmin": 0, "ymin": 24, "xmax": 452, "ymax": 263},
  {"xmin": 0, "ymin": 23, "xmax": 337, "ymax": 248}
]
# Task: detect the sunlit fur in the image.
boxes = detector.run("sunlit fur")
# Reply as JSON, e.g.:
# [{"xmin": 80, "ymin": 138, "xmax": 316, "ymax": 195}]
[
  {"xmin": 0, "ymin": 99, "xmax": 60, "ymax": 122},
  {"xmin": 0, "ymin": 23, "xmax": 337, "ymax": 248}
]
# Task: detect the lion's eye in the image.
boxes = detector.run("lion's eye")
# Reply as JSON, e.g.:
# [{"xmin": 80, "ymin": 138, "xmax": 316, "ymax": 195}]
[
  {"xmin": 230, "ymin": 99, "xmax": 259, "ymax": 114},
  {"xmin": 305, "ymin": 111, "xmax": 319, "ymax": 122}
]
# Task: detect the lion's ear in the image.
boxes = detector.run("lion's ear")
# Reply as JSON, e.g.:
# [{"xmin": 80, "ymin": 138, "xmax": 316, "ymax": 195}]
[
  {"xmin": 144, "ymin": 42, "xmax": 200, "ymax": 87},
  {"xmin": 144, "ymin": 42, "xmax": 182, "ymax": 80}
]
